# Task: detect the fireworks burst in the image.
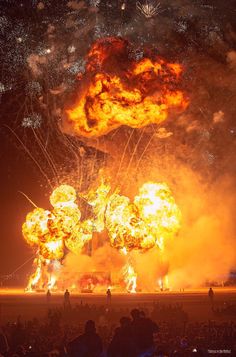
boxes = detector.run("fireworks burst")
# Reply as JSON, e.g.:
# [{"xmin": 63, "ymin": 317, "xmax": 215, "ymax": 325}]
[
  {"xmin": 136, "ymin": 0, "xmax": 162, "ymax": 18},
  {"xmin": 22, "ymin": 113, "xmax": 42, "ymax": 129},
  {"xmin": 89, "ymin": 0, "xmax": 100, "ymax": 8}
]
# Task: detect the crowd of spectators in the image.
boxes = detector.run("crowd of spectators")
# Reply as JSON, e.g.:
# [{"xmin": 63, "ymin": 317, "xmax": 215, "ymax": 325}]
[
  {"xmin": 0, "ymin": 302, "xmax": 235, "ymax": 357},
  {"xmin": 214, "ymin": 302, "xmax": 236, "ymax": 317}
]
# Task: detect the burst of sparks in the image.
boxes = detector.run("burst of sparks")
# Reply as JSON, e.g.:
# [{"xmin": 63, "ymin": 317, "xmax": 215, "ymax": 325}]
[
  {"xmin": 136, "ymin": 0, "xmax": 162, "ymax": 18},
  {"xmin": 68, "ymin": 59, "xmax": 86, "ymax": 75},
  {"xmin": 68, "ymin": 45, "xmax": 76, "ymax": 53},
  {"xmin": 93, "ymin": 24, "xmax": 110, "ymax": 39},
  {"xmin": 0, "ymin": 82, "xmax": 12, "ymax": 93},
  {"xmin": 89, "ymin": 0, "xmax": 100, "ymax": 7},
  {"xmin": 22, "ymin": 113, "xmax": 42, "ymax": 129},
  {"xmin": 175, "ymin": 20, "xmax": 188, "ymax": 33},
  {"xmin": 25, "ymin": 81, "xmax": 42, "ymax": 97}
]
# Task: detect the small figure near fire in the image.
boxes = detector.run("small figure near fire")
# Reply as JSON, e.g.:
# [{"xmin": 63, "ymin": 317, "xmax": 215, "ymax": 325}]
[
  {"xmin": 64, "ymin": 289, "xmax": 71, "ymax": 310},
  {"xmin": 106, "ymin": 288, "xmax": 112, "ymax": 304},
  {"xmin": 46, "ymin": 289, "xmax": 51, "ymax": 304},
  {"xmin": 208, "ymin": 287, "xmax": 214, "ymax": 309}
]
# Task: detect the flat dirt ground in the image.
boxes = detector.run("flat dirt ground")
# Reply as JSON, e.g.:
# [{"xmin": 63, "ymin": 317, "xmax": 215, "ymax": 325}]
[{"xmin": 0, "ymin": 288, "xmax": 236, "ymax": 324}]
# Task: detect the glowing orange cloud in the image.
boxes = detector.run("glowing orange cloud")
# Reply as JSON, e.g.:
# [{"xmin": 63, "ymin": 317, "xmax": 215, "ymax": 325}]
[{"xmin": 63, "ymin": 37, "xmax": 188, "ymax": 138}]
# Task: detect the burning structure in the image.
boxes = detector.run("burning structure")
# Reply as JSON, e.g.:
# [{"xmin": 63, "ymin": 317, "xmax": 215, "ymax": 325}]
[
  {"xmin": 1, "ymin": 0, "xmax": 235, "ymax": 294},
  {"xmin": 21, "ymin": 35, "xmax": 236, "ymax": 293},
  {"xmin": 21, "ymin": 37, "xmax": 189, "ymax": 292},
  {"xmin": 23, "ymin": 181, "xmax": 181, "ymax": 292}
]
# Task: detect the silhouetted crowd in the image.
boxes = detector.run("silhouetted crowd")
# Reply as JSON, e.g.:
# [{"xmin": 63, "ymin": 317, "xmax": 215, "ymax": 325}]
[{"xmin": 0, "ymin": 303, "xmax": 235, "ymax": 357}]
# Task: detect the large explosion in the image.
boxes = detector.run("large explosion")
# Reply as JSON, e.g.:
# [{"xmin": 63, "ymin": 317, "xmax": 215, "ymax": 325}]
[
  {"xmin": 22, "ymin": 37, "xmax": 186, "ymax": 292},
  {"xmin": 21, "ymin": 35, "xmax": 236, "ymax": 292},
  {"xmin": 1, "ymin": 0, "xmax": 235, "ymax": 294},
  {"xmin": 23, "ymin": 182, "xmax": 181, "ymax": 292},
  {"xmin": 62, "ymin": 37, "xmax": 188, "ymax": 138}
]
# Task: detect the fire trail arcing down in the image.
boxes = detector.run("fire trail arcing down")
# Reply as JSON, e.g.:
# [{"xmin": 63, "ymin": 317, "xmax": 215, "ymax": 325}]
[
  {"xmin": 22, "ymin": 182, "xmax": 181, "ymax": 292},
  {"xmin": 63, "ymin": 37, "xmax": 188, "ymax": 138}
]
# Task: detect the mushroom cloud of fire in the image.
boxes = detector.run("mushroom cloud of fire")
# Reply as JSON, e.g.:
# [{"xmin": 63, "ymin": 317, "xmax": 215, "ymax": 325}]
[{"xmin": 62, "ymin": 37, "xmax": 188, "ymax": 138}]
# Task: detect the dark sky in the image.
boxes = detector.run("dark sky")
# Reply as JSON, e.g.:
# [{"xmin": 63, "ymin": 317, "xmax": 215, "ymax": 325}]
[{"xmin": 0, "ymin": 100, "xmax": 49, "ymax": 277}]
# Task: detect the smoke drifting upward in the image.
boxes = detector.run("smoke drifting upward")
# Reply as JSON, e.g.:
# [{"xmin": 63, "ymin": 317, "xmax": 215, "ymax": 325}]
[
  {"xmin": 61, "ymin": 243, "xmax": 126, "ymax": 289},
  {"xmin": 167, "ymin": 173, "xmax": 236, "ymax": 288}
]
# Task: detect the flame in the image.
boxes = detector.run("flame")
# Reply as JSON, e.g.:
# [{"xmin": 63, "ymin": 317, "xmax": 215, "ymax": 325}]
[
  {"xmin": 158, "ymin": 275, "xmax": 170, "ymax": 291},
  {"xmin": 48, "ymin": 274, "xmax": 57, "ymax": 290},
  {"xmin": 50, "ymin": 184, "xmax": 78, "ymax": 209},
  {"xmin": 105, "ymin": 182, "xmax": 181, "ymax": 251},
  {"xmin": 23, "ymin": 180, "xmax": 181, "ymax": 291},
  {"xmin": 23, "ymin": 185, "xmax": 93, "ymax": 290},
  {"xmin": 63, "ymin": 37, "xmax": 188, "ymax": 138},
  {"xmin": 83, "ymin": 179, "xmax": 111, "ymax": 232},
  {"xmin": 26, "ymin": 257, "xmax": 42, "ymax": 291},
  {"xmin": 123, "ymin": 264, "xmax": 137, "ymax": 293}
]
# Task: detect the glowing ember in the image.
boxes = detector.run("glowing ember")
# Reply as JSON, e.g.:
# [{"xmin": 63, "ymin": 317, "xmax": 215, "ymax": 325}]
[{"xmin": 63, "ymin": 37, "xmax": 188, "ymax": 138}]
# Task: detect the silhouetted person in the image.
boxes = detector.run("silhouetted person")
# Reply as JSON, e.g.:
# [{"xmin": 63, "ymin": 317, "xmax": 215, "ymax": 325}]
[
  {"xmin": 68, "ymin": 320, "xmax": 102, "ymax": 357},
  {"xmin": 107, "ymin": 316, "xmax": 137, "ymax": 357},
  {"xmin": 46, "ymin": 289, "xmax": 51, "ymax": 304},
  {"xmin": 208, "ymin": 287, "xmax": 214, "ymax": 308},
  {"xmin": 64, "ymin": 289, "xmax": 71, "ymax": 310},
  {"xmin": 130, "ymin": 308, "xmax": 159, "ymax": 356},
  {"xmin": 106, "ymin": 288, "xmax": 111, "ymax": 304}
]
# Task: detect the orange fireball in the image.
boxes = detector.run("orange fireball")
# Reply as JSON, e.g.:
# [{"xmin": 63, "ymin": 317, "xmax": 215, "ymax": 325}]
[
  {"xmin": 63, "ymin": 37, "xmax": 188, "ymax": 138},
  {"xmin": 105, "ymin": 182, "xmax": 181, "ymax": 251}
]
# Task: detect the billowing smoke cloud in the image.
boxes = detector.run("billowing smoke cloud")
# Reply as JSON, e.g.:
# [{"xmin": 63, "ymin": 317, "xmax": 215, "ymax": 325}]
[
  {"xmin": 61, "ymin": 243, "xmax": 126, "ymax": 289},
  {"xmin": 166, "ymin": 172, "xmax": 236, "ymax": 288}
]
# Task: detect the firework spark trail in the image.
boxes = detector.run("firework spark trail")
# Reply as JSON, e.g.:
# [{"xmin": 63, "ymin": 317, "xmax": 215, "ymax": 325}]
[
  {"xmin": 63, "ymin": 135, "xmax": 82, "ymax": 185},
  {"xmin": 134, "ymin": 124, "xmax": 156, "ymax": 174},
  {"xmin": 2, "ymin": 254, "xmax": 35, "ymax": 283},
  {"xmin": 18, "ymin": 191, "xmax": 38, "ymax": 208},
  {"xmin": 121, "ymin": 128, "xmax": 146, "ymax": 190},
  {"xmin": 5, "ymin": 125, "xmax": 53, "ymax": 189},
  {"xmin": 63, "ymin": 135, "xmax": 79, "ymax": 159},
  {"xmin": 79, "ymin": 155, "xmax": 84, "ymax": 191},
  {"xmin": 136, "ymin": 0, "xmax": 162, "ymax": 18},
  {"xmin": 115, "ymin": 128, "xmax": 135, "ymax": 186},
  {"xmin": 32, "ymin": 128, "xmax": 59, "ymax": 184},
  {"xmin": 90, "ymin": 139, "xmax": 99, "ymax": 182}
]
